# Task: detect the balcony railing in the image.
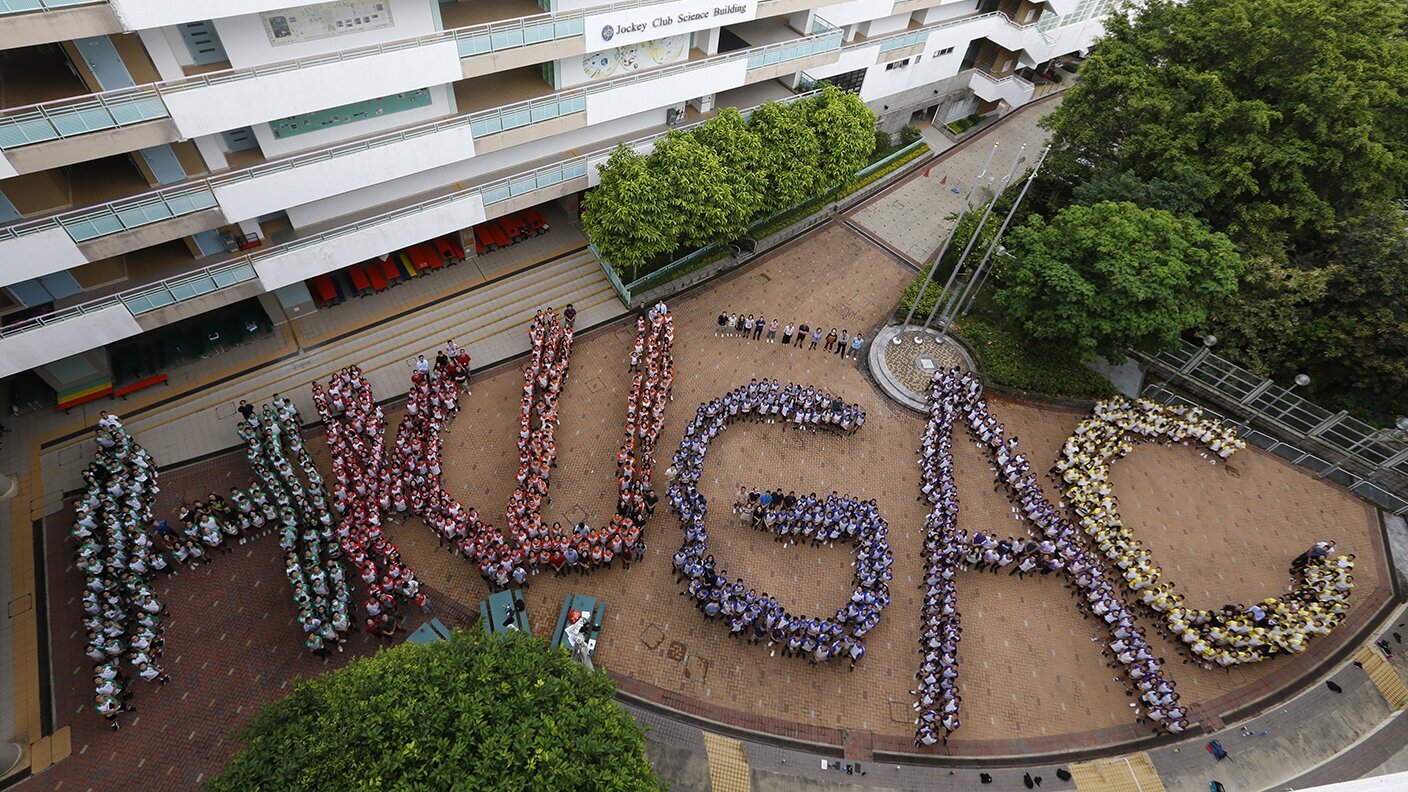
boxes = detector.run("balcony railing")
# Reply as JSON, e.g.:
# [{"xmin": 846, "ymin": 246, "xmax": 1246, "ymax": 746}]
[
  {"xmin": 844, "ymin": 11, "xmax": 1052, "ymax": 57},
  {"xmin": 0, "ymin": 0, "xmax": 98, "ymax": 13},
  {"xmin": 0, "ymin": 87, "xmax": 168, "ymax": 150},
  {"xmin": 2, "ymin": 20, "xmax": 839, "ymax": 246},
  {"xmin": 0, "ymin": 0, "xmax": 755, "ymax": 151},
  {"xmin": 0, "ymin": 93, "xmax": 815, "ymax": 342}
]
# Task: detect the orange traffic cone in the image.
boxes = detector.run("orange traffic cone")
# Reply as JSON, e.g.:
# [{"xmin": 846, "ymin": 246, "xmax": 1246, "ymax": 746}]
[{"xmin": 939, "ymin": 174, "xmax": 947, "ymax": 185}]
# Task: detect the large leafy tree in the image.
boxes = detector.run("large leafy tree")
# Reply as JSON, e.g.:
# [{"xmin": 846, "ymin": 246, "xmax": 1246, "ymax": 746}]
[
  {"xmin": 1041, "ymin": 0, "xmax": 1408, "ymax": 251},
  {"xmin": 582, "ymin": 144, "xmax": 678, "ymax": 273},
  {"xmin": 692, "ymin": 107, "xmax": 766, "ymax": 227},
  {"xmin": 748, "ymin": 99, "xmax": 823, "ymax": 211},
  {"xmin": 210, "ymin": 629, "xmax": 661, "ymax": 792},
  {"xmin": 648, "ymin": 130, "xmax": 738, "ymax": 249},
  {"xmin": 806, "ymin": 84, "xmax": 878, "ymax": 186},
  {"xmin": 994, "ymin": 201, "xmax": 1243, "ymax": 362}
]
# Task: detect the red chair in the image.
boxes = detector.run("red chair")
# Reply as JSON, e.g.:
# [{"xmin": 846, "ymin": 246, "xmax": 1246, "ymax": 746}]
[
  {"xmin": 523, "ymin": 208, "xmax": 549, "ymax": 235},
  {"xmin": 347, "ymin": 264, "xmax": 372, "ymax": 295},
  {"xmin": 407, "ymin": 245, "xmax": 430, "ymax": 271}
]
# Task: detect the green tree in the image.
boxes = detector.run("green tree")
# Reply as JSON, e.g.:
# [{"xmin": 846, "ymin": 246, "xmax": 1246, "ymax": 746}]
[
  {"xmin": 806, "ymin": 84, "xmax": 877, "ymax": 186},
  {"xmin": 994, "ymin": 201, "xmax": 1243, "ymax": 361},
  {"xmin": 582, "ymin": 144, "xmax": 678, "ymax": 274},
  {"xmin": 1041, "ymin": 0, "xmax": 1408, "ymax": 251},
  {"xmin": 748, "ymin": 100, "xmax": 823, "ymax": 211},
  {"xmin": 688, "ymin": 108, "xmax": 766, "ymax": 233},
  {"xmin": 647, "ymin": 130, "xmax": 737, "ymax": 249},
  {"xmin": 210, "ymin": 629, "xmax": 662, "ymax": 792}
]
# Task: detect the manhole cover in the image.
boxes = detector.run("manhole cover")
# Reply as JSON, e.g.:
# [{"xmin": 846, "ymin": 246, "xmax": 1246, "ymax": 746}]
[
  {"xmin": 917, "ymin": 356, "xmax": 937, "ymax": 372},
  {"xmin": 667, "ymin": 640, "xmax": 687, "ymax": 662}
]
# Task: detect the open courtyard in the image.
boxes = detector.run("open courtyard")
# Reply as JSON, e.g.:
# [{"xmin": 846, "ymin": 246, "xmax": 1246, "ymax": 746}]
[{"xmin": 35, "ymin": 221, "xmax": 1391, "ymax": 790}]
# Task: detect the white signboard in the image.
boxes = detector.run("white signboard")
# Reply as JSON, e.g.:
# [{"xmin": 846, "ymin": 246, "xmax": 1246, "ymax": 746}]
[
  {"xmin": 585, "ymin": 0, "xmax": 757, "ymax": 50},
  {"xmin": 262, "ymin": 0, "xmax": 395, "ymax": 46}
]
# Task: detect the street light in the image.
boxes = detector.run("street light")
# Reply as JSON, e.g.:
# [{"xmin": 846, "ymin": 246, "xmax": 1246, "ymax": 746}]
[
  {"xmin": 1319, "ymin": 415, "xmax": 1408, "ymax": 479},
  {"xmin": 1238, "ymin": 372, "xmax": 1309, "ymax": 434}
]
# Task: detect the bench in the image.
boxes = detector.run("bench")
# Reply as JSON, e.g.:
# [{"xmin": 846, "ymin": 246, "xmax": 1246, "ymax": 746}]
[
  {"xmin": 347, "ymin": 263, "xmax": 372, "ymax": 294},
  {"xmin": 314, "ymin": 274, "xmax": 338, "ymax": 304},
  {"xmin": 484, "ymin": 222, "xmax": 512, "ymax": 249},
  {"xmin": 551, "ymin": 594, "xmax": 605, "ymax": 658},
  {"xmin": 365, "ymin": 261, "xmax": 390, "ymax": 292},
  {"xmin": 58, "ymin": 382, "xmax": 113, "ymax": 412},
  {"xmin": 416, "ymin": 243, "xmax": 445, "ymax": 270},
  {"xmin": 434, "ymin": 236, "xmax": 463, "ymax": 263},
  {"xmin": 113, "ymin": 373, "xmax": 168, "ymax": 400},
  {"xmin": 473, "ymin": 224, "xmax": 499, "ymax": 253},
  {"xmin": 378, "ymin": 256, "xmax": 402, "ymax": 284},
  {"xmin": 407, "ymin": 616, "xmax": 452, "ymax": 645},
  {"xmin": 479, "ymin": 588, "xmax": 530, "ymax": 637},
  {"xmin": 497, "ymin": 215, "xmax": 528, "ymax": 242},
  {"xmin": 523, "ymin": 208, "xmax": 550, "ymax": 235}
]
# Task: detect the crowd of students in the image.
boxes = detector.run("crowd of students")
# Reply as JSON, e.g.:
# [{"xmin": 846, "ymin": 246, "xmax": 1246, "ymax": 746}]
[
  {"xmin": 75, "ymin": 413, "xmax": 168, "ymax": 730},
  {"xmin": 915, "ymin": 369, "xmax": 1188, "ymax": 747},
  {"xmin": 234, "ymin": 396, "xmax": 353, "ymax": 656},
  {"xmin": 312, "ymin": 367, "xmax": 428, "ymax": 640},
  {"xmin": 1058, "ymin": 397, "xmax": 1354, "ymax": 667},
  {"xmin": 668, "ymin": 382, "xmax": 881, "ymax": 667},
  {"xmin": 715, "ymin": 313, "xmax": 866, "ymax": 359}
]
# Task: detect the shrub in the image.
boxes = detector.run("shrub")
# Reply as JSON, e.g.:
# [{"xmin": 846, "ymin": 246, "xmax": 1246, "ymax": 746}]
[
  {"xmin": 899, "ymin": 125, "xmax": 923, "ymax": 144},
  {"xmin": 874, "ymin": 130, "xmax": 893, "ymax": 156},
  {"xmin": 210, "ymin": 629, "xmax": 661, "ymax": 792}
]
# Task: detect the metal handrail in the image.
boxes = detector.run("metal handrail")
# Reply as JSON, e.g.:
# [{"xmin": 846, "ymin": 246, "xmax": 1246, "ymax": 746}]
[
  {"xmin": 843, "ymin": 10, "xmax": 1053, "ymax": 55},
  {"xmin": 0, "ymin": 22, "xmax": 841, "ymax": 243},
  {"xmin": 0, "ymin": 94, "xmax": 812, "ymax": 338},
  {"xmin": 0, "ymin": 0, "xmax": 97, "ymax": 13},
  {"xmin": 0, "ymin": 0, "xmax": 737, "ymax": 149}
]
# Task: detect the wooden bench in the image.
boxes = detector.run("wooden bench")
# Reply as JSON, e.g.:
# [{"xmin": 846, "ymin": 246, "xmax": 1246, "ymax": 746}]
[
  {"xmin": 113, "ymin": 373, "xmax": 168, "ymax": 399},
  {"xmin": 478, "ymin": 588, "xmax": 530, "ymax": 637},
  {"xmin": 551, "ymin": 594, "xmax": 605, "ymax": 658}
]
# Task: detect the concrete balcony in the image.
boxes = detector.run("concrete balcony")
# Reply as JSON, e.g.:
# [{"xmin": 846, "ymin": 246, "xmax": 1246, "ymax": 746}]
[
  {"xmin": 0, "ymin": 92, "xmax": 815, "ymax": 373},
  {"xmin": 0, "ymin": 24, "xmax": 838, "ymax": 267},
  {"xmin": 105, "ymin": 0, "xmax": 296, "ymax": 30},
  {"xmin": 0, "ymin": 1, "xmax": 121, "ymax": 51},
  {"xmin": 968, "ymin": 68, "xmax": 1034, "ymax": 106}
]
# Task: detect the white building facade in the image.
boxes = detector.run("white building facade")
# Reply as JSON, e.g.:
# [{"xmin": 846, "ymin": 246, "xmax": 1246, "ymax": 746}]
[{"xmin": 0, "ymin": 0, "xmax": 1109, "ymax": 391}]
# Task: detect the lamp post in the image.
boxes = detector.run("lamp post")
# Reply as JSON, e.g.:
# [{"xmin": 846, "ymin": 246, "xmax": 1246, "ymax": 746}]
[
  {"xmin": 1241, "ymin": 373, "xmax": 1309, "ymax": 433},
  {"xmin": 1156, "ymin": 334, "xmax": 1217, "ymax": 401},
  {"xmin": 924, "ymin": 145, "xmax": 1028, "ymax": 335},
  {"xmin": 894, "ymin": 143, "xmax": 999, "ymax": 345},
  {"xmin": 1318, "ymin": 416, "xmax": 1408, "ymax": 480}
]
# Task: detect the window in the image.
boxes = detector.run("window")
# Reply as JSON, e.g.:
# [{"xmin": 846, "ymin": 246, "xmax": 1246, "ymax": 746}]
[
  {"xmin": 885, "ymin": 58, "xmax": 911, "ymax": 71},
  {"xmin": 817, "ymin": 68, "xmax": 866, "ymax": 94},
  {"xmin": 933, "ymin": 46, "xmax": 954, "ymax": 57}
]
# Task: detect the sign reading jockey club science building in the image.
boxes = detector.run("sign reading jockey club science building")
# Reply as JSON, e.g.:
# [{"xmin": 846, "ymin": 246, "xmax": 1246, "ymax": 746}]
[{"xmin": 585, "ymin": 0, "xmax": 758, "ymax": 50}]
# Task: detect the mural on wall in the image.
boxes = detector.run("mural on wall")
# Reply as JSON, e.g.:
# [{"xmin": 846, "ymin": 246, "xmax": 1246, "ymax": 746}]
[
  {"xmin": 581, "ymin": 34, "xmax": 690, "ymax": 80},
  {"xmin": 262, "ymin": 0, "xmax": 395, "ymax": 46}
]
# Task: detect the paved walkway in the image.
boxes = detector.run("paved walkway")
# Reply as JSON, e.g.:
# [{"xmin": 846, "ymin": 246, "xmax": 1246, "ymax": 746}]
[{"xmin": 849, "ymin": 95, "xmax": 1062, "ymax": 266}]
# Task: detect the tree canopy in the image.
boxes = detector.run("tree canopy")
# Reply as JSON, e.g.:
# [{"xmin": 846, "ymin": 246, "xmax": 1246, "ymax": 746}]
[
  {"xmin": 210, "ymin": 629, "xmax": 661, "ymax": 792},
  {"xmin": 994, "ymin": 201, "xmax": 1243, "ymax": 362},
  {"xmin": 584, "ymin": 85, "xmax": 876, "ymax": 274},
  {"xmin": 1023, "ymin": 0, "xmax": 1408, "ymax": 420},
  {"xmin": 1041, "ymin": 0, "xmax": 1408, "ymax": 251}
]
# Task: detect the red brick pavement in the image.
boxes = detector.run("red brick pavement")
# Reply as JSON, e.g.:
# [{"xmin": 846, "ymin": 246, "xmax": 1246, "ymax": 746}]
[{"xmin": 24, "ymin": 224, "xmax": 1393, "ymax": 789}]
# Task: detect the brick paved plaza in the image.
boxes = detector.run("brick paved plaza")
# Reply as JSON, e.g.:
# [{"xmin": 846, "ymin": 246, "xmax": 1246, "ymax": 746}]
[{"xmin": 36, "ymin": 224, "xmax": 1388, "ymax": 789}]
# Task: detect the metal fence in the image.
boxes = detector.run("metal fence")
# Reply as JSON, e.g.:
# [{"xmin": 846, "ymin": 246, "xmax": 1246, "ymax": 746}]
[{"xmin": 1141, "ymin": 340, "xmax": 1408, "ymax": 516}]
